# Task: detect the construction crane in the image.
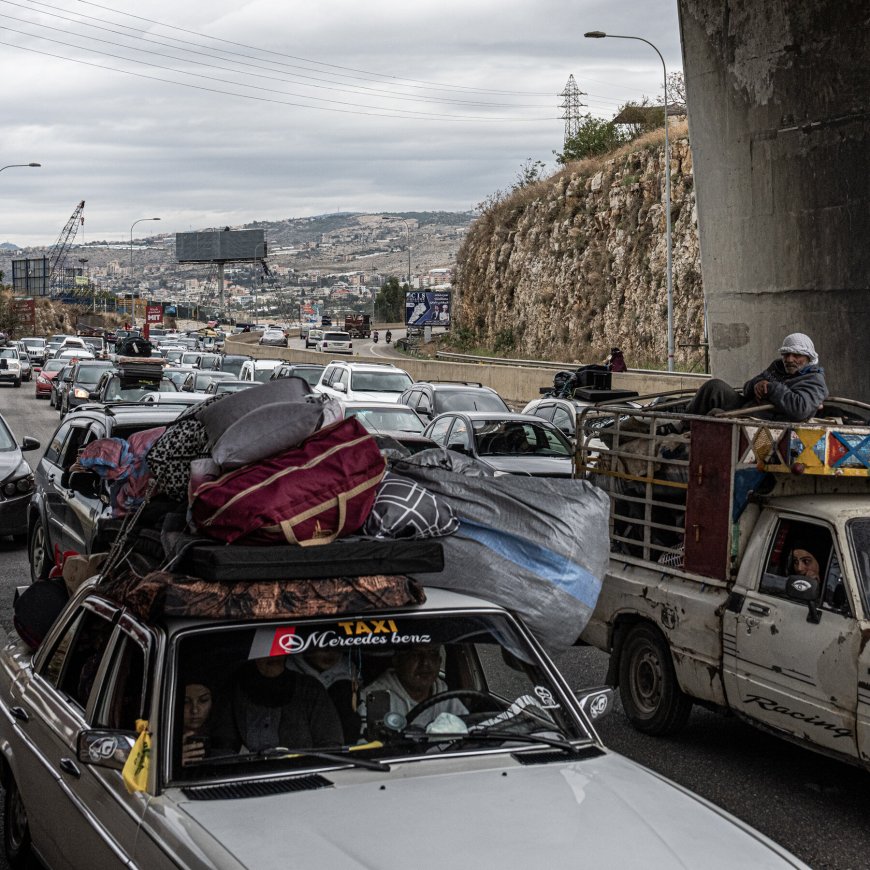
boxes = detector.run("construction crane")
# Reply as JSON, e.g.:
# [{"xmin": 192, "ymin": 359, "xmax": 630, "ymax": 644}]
[{"xmin": 48, "ymin": 200, "xmax": 85, "ymax": 295}]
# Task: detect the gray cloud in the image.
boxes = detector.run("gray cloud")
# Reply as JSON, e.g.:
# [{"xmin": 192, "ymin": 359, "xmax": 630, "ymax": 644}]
[{"xmin": 0, "ymin": 0, "xmax": 680, "ymax": 245}]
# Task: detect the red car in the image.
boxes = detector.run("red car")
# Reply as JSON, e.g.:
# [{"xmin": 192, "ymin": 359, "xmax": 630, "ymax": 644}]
[{"xmin": 34, "ymin": 359, "xmax": 65, "ymax": 399}]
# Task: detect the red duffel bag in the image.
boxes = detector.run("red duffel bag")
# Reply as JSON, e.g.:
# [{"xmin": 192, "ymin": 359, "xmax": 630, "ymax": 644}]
[{"xmin": 190, "ymin": 417, "xmax": 386, "ymax": 546}]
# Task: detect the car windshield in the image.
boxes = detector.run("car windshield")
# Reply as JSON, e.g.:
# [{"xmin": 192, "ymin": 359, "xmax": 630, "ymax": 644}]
[
  {"xmin": 254, "ymin": 366, "xmax": 279, "ymax": 383},
  {"xmin": 74, "ymin": 364, "xmax": 113, "ymax": 386},
  {"xmin": 0, "ymin": 416, "xmax": 15, "ymax": 451},
  {"xmin": 473, "ymin": 420, "xmax": 572, "ymax": 457},
  {"xmin": 438, "ymin": 391, "xmax": 509, "ymax": 413},
  {"xmin": 287, "ymin": 367, "xmax": 324, "ymax": 386},
  {"xmin": 0, "ymin": 348, "xmax": 18, "ymax": 359},
  {"xmin": 350, "ymin": 371, "xmax": 413, "ymax": 392},
  {"xmin": 43, "ymin": 360, "xmax": 66, "ymax": 372},
  {"xmin": 220, "ymin": 357, "xmax": 248, "ymax": 377},
  {"xmin": 170, "ymin": 610, "xmax": 591, "ymax": 782},
  {"xmin": 181, "ymin": 353, "xmax": 200, "ymax": 366},
  {"xmin": 346, "ymin": 407, "xmax": 426, "ymax": 433},
  {"xmin": 105, "ymin": 377, "xmax": 177, "ymax": 400},
  {"xmin": 22, "ymin": 339, "xmax": 44, "ymax": 349}
]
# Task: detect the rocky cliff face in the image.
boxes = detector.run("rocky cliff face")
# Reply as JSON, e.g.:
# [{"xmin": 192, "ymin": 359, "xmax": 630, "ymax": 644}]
[{"xmin": 455, "ymin": 126, "xmax": 706, "ymax": 369}]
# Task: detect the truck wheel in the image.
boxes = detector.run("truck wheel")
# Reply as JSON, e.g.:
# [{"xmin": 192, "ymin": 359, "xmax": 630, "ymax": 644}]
[
  {"xmin": 618, "ymin": 623, "xmax": 692, "ymax": 736},
  {"xmin": 4, "ymin": 773, "xmax": 33, "ymax": 868}
]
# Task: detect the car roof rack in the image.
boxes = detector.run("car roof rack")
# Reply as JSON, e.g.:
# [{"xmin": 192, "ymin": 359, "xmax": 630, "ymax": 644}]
[{"xmin": 422, "ymin": 380, "xmax": 485, "ymax": 388}]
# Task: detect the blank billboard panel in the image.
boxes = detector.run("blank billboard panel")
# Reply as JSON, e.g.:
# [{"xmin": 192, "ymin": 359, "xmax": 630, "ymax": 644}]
[
  {"xmin": 12, "ymin": 257, "xmax": 49, "ymax": 296},
  {"xmin": 175, "ymin": 229, "xmax": 266, "ymax": 263}
]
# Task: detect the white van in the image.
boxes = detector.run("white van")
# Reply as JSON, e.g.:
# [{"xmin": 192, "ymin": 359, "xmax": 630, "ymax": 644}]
[{"xmin": 316, "ymin": 330, "xmax": 352, "ymax": 355}]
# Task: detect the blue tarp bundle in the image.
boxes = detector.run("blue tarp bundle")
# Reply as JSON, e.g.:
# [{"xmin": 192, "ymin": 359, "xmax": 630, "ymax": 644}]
[{"xmin": 393, "ymin": 451, "xmax": 610, "ymax": 653}]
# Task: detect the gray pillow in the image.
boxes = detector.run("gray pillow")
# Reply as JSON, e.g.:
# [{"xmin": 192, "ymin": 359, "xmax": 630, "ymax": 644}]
[
  {"xmin": 198, "ymin": 376, "xmax": 312, "ymax": 445},
  {"xmin": 211, "ymin": 401, "xmax": 324, "ymax": 470}
]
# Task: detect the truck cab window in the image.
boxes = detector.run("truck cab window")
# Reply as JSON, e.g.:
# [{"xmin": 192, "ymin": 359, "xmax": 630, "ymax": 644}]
[{"xmin": 759, "ymin": 519, "xmax": 835, "ymax": 607}]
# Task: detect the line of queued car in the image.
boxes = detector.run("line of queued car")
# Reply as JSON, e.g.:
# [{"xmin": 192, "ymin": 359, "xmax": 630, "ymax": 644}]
[{"xmin": 0, "ymin": 332, "xmax": 813, "ymax": 870}]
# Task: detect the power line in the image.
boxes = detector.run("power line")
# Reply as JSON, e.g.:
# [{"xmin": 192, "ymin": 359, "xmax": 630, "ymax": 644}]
[
  {"xmin": 9, "ymin": 1, "xmax": 557, "ymax": 108},
  {"xmin": 0, "ymin": 37, "xmax": 559, "ymax": 122},
  {"xmin": 64, "ymin": 0, "xmax": 560, "ymax": 97}
]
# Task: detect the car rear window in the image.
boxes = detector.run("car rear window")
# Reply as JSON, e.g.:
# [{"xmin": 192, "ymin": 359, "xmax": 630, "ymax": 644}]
[
  {"xmin": 75, "ymin": 364, "xmax": 113, "ymax": 385},
  {"xmin": 436, "ymin": 391, "xmax": 510, "ymax": 413},
  {"xmin": 323, "ymin": 332, "xmax": 350, "ymax": 342},
  {"xmin": 350, "ymin": 371, "xmax": 413, "ymax": 392}
]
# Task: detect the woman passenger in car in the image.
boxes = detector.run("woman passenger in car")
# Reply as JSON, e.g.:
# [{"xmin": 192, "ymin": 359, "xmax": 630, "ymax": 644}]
[
  {"xmin": 181, "ymin": 678, "xmax": 215, "ymax": 766},
  {"xmin": 212, "ymin": 655, "xmax": 343, "ymax": 754}
]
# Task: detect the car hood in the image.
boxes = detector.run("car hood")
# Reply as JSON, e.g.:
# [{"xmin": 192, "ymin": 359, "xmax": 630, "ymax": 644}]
[
  {"xmin": 481, "ymin": 454, "xmax": 574, "ymax": 476},
  {"xmin": 174, "ymin": 753, "xmax": 802, "ymax": 869},
  {"xmin": 0, "ymin": 452, "xmax": 27, "ymax": 484}
]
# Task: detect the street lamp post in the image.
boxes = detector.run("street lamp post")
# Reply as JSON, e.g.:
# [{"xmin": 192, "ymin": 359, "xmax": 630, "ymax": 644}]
[
  {"xmin": 585, "ymin": 30, "xmax": 674, "ymax": 372},
  {"xmin": 129, "ymin": 217, "xmax": 161, "ymax": 327},
  {"xmin": 0, "ymin": 163, "xmax": 41, "ymax": 174},
  {"xmin": 399, "ymin": 219, "xmax": 412, "ymax": 288}
]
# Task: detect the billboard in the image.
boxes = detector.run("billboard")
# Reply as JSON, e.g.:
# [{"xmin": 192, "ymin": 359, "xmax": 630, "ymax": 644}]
[
  {"xmin": 405, "ymin": 291, "xmax": 451, "ymax": 327},
  {"xmin": 146, "ymin": 304, "xmax": 163, "ymax": 324},
  {"xmin": 176, "ymin": 229, "xmax": 266, "ymax": 263},
  {"xmin": 13, "ymin": 298, "xmax": 35, "ymax": 333},
  {"xmin": 11, "ymin": 257, "xmax": 49, "ymax": 296}
]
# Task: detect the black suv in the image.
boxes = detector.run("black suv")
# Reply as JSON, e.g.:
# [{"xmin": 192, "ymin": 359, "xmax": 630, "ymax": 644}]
[
  {"xmin": 28, "ymin": 404, "xmax": 184, "ymax": 582},
  {"xmin": 59, "ymin": 360, "xmax": 115, "ymax": 417},
  {"xmin": 398, "ymin": 381, "xmax": 510, "ymax": 423}
]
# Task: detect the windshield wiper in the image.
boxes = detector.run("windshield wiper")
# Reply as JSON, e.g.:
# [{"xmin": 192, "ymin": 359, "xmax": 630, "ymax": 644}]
[
  {"xmin": 194, "ymin": 746, "xmax": 390, "ymax": 772},
  {"xmin": 414, "ymin": 730, "xmax": 580, "ymax": 754}
]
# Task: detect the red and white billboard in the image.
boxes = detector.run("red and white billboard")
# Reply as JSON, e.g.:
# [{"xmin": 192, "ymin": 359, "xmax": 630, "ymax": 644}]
[{"xmin": 145, "ymin": 304, "xmax": 163, "ymax": 324}]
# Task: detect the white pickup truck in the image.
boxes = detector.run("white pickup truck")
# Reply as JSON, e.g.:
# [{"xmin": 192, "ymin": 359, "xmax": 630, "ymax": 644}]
[{"xmin": 576, "ymin": 399, "xmax": 870, "ymax": 769}]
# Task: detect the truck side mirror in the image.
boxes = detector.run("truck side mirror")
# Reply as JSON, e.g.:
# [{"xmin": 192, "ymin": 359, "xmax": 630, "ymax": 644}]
[{"xmin": 785, "ymin": 575, "xmax": 822, "ymax": 623}]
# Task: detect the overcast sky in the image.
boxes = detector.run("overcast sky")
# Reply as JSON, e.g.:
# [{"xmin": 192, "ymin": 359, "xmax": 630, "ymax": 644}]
[{"xmin": 0, "ymin": 0, "xmax": 681, "ymax": 246}]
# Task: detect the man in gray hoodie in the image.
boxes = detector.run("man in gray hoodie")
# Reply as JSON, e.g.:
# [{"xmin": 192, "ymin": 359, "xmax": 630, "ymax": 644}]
[{"xmin": 686, "ymin": 333, "xmax": 828, "ymax": 422}]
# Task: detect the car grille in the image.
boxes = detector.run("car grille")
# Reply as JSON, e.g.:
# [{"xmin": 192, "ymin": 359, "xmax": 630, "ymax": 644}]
[
  {"xmin": 181, "ymin": 773, "xmax": 333, "ymax": 800},
  {"xmin": 511, "ymin": 746, "xmax": 603, "ymax": 765}
]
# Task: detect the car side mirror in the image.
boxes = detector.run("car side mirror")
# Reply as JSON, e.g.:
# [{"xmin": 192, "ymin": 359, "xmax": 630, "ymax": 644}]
[
  {"xmin": 77, "ymin": 729, "xmax": 136, "ymax": 771},
  {"xmin": 448, "ymin": 443, "xmax": 469, "ymax": 455},
  {"xmin": 333, "ymin": 382, "xmax": 347, "ymax": 393},
  {"xmin": 88, "ymin": 391, "xmax": 99, "ymax": 401},
  {"xmin": 575, "ymin": 686, "xmax": 614, "ymax": 724},
  {"xmin": 68, "ymin": 471, "xmax": 99, "ymax": 497},
  {"xmin": 20, "ymin": 436, "xmax": 40, "ymax": 452},
  {"xmin": 785, "ymin": 574, "xmax": 822, "ymax": 623}
]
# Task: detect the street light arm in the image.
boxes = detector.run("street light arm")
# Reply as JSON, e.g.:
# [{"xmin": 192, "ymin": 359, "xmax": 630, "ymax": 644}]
[{"xmin": 0, "ymin": 163, "xmax": 41, "ymax": 172}]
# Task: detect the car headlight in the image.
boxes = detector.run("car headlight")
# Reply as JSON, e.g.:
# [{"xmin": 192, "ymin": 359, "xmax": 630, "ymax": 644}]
[
  {"xmin": 6, "ymin": 362, "xmax": 19, "ymax": 371},
  {"xmin": 2, "ymin": 474, "xmax": 33, "ymax": 497},
  {"xmin": 37, "ymin": 374, "xmax": 48, "ymax": 384},
  {"xmin": 73, "ymin": 387, "xmax": 90, "ymax": 399}
]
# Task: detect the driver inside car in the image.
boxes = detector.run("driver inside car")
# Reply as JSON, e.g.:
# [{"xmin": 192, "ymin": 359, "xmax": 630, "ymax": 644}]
[{"xmin": 358, "ymin": 644, "xmax": 468, "ymax": 731}]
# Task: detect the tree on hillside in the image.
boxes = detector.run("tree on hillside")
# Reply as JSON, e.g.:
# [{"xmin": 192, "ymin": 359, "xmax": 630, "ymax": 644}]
[
  {"xmin": 659, "ymin": 71, "xmax": 686, "ymax": 107},
  {"xmin": 375, "ymin": 276, "xmax": 404, "ymax": 322},
  {"xmin": 554, "ymin": 114, "xmax": 628, "ymax": 164}
]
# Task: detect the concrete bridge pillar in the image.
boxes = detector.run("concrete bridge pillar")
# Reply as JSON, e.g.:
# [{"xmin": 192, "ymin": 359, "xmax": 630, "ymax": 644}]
[{"xmin": 678, "ymin": 0, "xmax": 869, "ymax": 399}]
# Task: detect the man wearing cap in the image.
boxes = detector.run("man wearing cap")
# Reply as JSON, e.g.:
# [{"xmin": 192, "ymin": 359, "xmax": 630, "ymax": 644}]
[{"xmin": 685, "ymin": 332, "xmax": 828, "ymax": 422}]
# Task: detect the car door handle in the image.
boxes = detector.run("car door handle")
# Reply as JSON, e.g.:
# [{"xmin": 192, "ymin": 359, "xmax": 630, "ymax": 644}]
[
  {"xmin": 747, "ymin": 603, "xmax": 770, "ymax": 616},
  {"xmin": 9, "ymin": 706, "xmax": 29, "ymax": 723},
  {"xmin": 59, "ymin": 757, "xmax": 81, "ymax": 778}
]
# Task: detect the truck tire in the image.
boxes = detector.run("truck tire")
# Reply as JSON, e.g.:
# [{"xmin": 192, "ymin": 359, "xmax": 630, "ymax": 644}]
[{"xmin": 618, "ymin": 623, "xmax": 692, "ymax": 736}]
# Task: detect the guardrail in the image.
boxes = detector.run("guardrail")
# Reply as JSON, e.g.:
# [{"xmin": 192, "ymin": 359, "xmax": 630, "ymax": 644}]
[{"xmin": 434, "ymin": 350, "xmax": 710, "ymax": 380}]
